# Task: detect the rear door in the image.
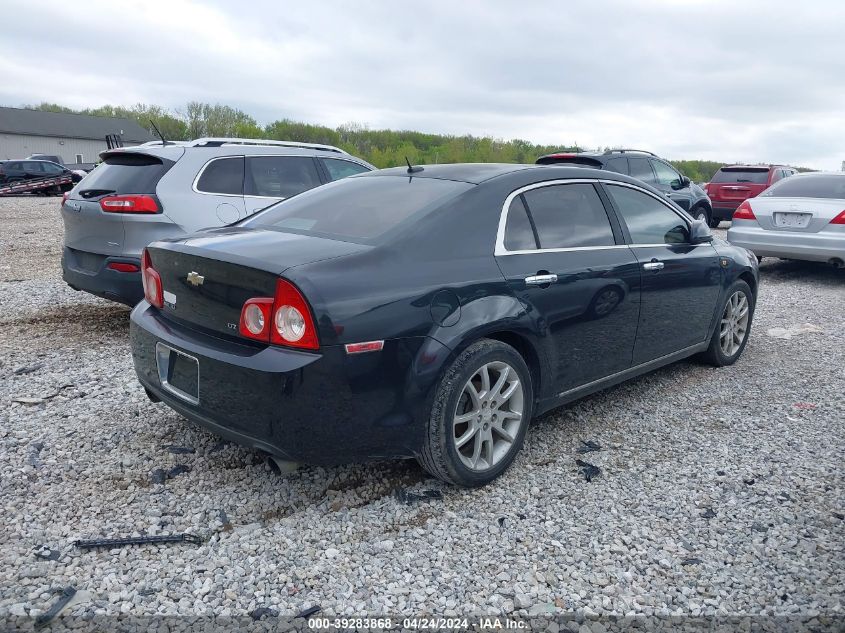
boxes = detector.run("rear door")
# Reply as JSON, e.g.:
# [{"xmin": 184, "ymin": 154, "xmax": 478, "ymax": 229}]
[
  {"xmin": 603, "ymin": 182, "xmax": 721, "ymax": 364},
  {"xmin": 494, "ymin": 181, "xmax": 641, "ymax": 394},
  {"xmin": 243, "ymin": 155, "xmax": 323, "ymax": 215}
]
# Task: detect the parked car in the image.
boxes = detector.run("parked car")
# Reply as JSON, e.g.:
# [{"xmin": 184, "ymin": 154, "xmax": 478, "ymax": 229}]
[
  {"xmin": 727, "ymin": 172, "xmax": 845, "ymax": 267},
  {"xmin": 28, "ymin": 153, "xmax": 94, "ymax": 177},
  {"xmin": 130, "ymin": 163, "xmax": 758, "ymax": 486},
  {"xmin": 705, "ymin": 165, "xmax": 797, "ymax": 225},
  {"xmin": 536, "ymin": 149, "xmax": 715, "ymax": 226},
  {"xmin": 0, "ymin": 159, "xmax": 83, "ymax": 187},
  {"xmin": 61, "ymin": 137, "xmax": 374, "ymax": 305}
]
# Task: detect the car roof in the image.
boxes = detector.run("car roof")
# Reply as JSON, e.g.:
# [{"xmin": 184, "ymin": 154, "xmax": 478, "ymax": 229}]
[
  {"xmin": 720, "ymin": 164, "xmax": 785, "ymax": 170},
  {"xmin": 102, "ymin": 143, "xmax": 374, "ymax": 167}
]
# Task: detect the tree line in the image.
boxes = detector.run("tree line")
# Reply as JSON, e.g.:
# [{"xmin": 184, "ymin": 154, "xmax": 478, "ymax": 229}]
[{"xmin": 26, "ymin": 101, "xmax": 788, "ymax": 182}]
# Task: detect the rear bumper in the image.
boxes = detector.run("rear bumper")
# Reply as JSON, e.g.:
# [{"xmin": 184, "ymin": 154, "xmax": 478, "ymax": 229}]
[
  {"xmin": 727, "ymin": 222, "xmax": 845, "ymax": 262},
  {"xmin": 712, "ymin": 204, "xmax": 741, "ymax": 221},
  {"xmin": 61, "ymin": 247, "xmax": 144, "ymax": 306},
  {"xmin": 130, "ymin": 302, "xmax": 447, "ymax": 465}
]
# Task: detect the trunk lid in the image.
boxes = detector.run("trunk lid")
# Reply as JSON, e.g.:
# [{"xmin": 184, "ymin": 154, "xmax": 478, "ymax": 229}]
[
  {"xmin": 749, "ymin": 197, "xmax": 845, "ymax": 233},
  {"xmin": 147, "ymin": 227, "xmax": 369, "ymax": 338}
]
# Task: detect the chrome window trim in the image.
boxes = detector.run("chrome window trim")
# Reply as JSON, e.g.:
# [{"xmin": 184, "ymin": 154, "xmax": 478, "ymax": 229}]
[
  {"xmin": 191, "ymin": 155, "xmax": 245, "ymax": 198},
  {"xmin": 494, "ymin": 178, "xmax": 691, "ymax": 256}
]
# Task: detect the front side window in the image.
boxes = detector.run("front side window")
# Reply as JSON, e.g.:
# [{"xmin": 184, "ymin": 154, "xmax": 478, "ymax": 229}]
[
  {"xmin": 503, "ymin": 195, "xmax": 538, "ymax": 251},
  {"xmin": 323, "ymin": 158, "xmax": 370, "ymax": 181},
  {"xmin": 606, "ymin": 184, "xmax": 690, "ymax": 245},
  {"xmin": 520, "ymin": 183, "xmax": 615, "ymax": 249},
  {"xmin": 196, "ymin": 157, "xmax": 244, "ymax": 195},
  {"xmin": 245, "ymin": 156, "xmax": 321, "ymax": 198},
  {"xmin": 41, "ymin": 162, "xmax": 64, "ymax": 174},
  {"xmin": 628, "ymin": 158, "xmax": 656, "ymax": 184},
  {"xmin": 24, "ymin": 161, "xmax": 44, "ymax": 173},
  {"xmin": 650, "ymin": 160, "xmax": 681, "ymax": 187}
]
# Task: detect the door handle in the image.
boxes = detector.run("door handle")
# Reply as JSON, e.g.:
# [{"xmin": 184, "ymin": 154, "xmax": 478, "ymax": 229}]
[
  {"xmin": 525, "ymin": 273, "xmax": 558, "ymax": 286},
  {"xmin": 643, "ymin": 261, "xmax": 664, "ymax": 271}
]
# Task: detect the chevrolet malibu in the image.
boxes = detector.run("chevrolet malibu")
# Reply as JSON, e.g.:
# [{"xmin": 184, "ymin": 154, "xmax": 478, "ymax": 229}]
[
  {"xmin": 131, "ymin": 164, "xmax": 759, "ymax": 486},
  {"xmin": 727, "ymin": 172, "xmax": 845, "ymax": 267}
]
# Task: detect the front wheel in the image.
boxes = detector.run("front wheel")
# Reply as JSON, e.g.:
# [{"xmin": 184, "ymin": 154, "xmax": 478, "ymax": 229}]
[
  {"xmin": 692, "ymin": 206, "xmax": 711, "ymax": 226},
  {"xmin": 418, "ymin": 339, "xmax": 533, "ymax": 487},
  {"xmin": 699, "ymin": 280, "xmax": 754, "ymax": 367}
]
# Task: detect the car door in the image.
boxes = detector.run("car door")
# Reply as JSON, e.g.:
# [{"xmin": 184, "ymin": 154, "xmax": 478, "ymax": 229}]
[
  {"xmin": 243, "ymin": 155, "xmax": 324, "ymax": 215},
  {"xmin": 494, "ymin": 180, "xmax": 642, "ymax": 394},
  {"xmin": 650, "ymin": 159, "xmax": 691, "ymax": 210},
  {"xmin": 23, "ymin": 161, "xmax": 45, "ymax": 180},
  {"xmin": 603, "ymin": 182, "xmax": 721, "ymax": 364},
  {"xmin": 192, "ymin": 156, "xmax": 247, "ymax": 228}
]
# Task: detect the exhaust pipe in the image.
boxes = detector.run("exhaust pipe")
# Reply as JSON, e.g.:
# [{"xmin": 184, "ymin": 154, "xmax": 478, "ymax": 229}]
[
  {"xmin": 267, "ymin": 455, "xmax": 300, "ymax": 475},
  {"xmin": 829, "ymin": 258, "xmax": 844, "ymax": 269}
]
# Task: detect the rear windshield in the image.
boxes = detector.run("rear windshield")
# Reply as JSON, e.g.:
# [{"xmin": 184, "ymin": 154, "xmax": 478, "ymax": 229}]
[
  {"xmin": 242, "ymin": 175, "xmax": 473, "ymax": 242},
  {"xmin": 75, "ymin": 153, "xmax": 174, "ymax": 197},
  {"xmin": 761, "ymin": 175, "xmax": 845, "ymax": 199},
  {"xmin": 710, "ymin": 168, "xmax": 770, "ymax": 184}
]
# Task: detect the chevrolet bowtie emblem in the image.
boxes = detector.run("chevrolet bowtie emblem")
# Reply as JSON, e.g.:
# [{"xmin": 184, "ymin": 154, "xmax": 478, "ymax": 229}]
[{"xmin": 186, "ymin": 271, "xmax": 205, "ymax": 286}]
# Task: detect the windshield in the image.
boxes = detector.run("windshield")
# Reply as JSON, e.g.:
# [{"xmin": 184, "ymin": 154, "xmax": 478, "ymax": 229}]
[
  {"xmin": 711, "ymin": 168, "xmax": 769, "ymax": 184},
  {"xmin": 241, "ymin": 175, "xmax": 473, "ymax": 242},
  {"xmin": 76, "ymin": 153, "xmax": 174, "ymax": 197},
  {"xmin": 760, "ymin": 174, "xmax": 845, "ymax": 199}
]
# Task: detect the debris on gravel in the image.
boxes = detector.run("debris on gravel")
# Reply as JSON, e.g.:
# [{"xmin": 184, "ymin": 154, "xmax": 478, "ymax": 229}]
[{"xmin": 1, "ymin": 199, "xmax": 843, "ymax": 620}]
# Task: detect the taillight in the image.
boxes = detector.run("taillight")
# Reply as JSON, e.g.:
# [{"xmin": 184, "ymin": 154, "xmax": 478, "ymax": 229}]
[
  {"xmin": 239, "ymin": 298, "xmax": 274, "ymax": 342},
  {"xmin": 141, "ymin": 249, "xmax": 163, "ymax": 308},
  {"xmin": 733, "ymin": 200, "xmax": 756, "ymax": 221},
  {"xmin": 830, "ymin": 210, "xmax": 845, "ymax": 225},
  {"xmin": 100, "ymin": 195, "xmax": 159, "ymax": 213},
  {"xmin": 107, "ymin": 262, "xmax": 140, "ymax": 273},
  {"xmin": 238, "ymin": 279, "xmax": 319, "ymax": 350}
]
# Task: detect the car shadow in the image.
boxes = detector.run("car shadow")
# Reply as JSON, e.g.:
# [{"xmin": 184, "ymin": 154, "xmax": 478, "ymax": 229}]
[{"xmin": 758, "ymin": 258, "xmax": 844, "ymax": 285}]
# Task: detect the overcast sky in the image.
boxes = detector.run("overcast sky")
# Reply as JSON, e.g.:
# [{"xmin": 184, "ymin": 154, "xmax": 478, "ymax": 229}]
[{"xmin": 2, "ymin": 0, "xmax": 844, "ymax": 168}]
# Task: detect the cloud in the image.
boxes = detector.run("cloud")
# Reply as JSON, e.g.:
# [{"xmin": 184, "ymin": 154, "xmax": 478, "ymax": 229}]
[{"xmin": 1, "ymin": 0, "xmax": 843, "ymax": 168}]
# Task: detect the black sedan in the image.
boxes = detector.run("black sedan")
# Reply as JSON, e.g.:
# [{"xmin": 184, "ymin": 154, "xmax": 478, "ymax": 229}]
[{"xmin": 130, "ymin": 164, "xmax": 759, "ymax": 486}]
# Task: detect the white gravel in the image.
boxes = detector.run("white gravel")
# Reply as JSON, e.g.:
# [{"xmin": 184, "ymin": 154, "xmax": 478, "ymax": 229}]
[{"xmin": 1, "ymin": 198, "xmax": 843, "ymax": 622}]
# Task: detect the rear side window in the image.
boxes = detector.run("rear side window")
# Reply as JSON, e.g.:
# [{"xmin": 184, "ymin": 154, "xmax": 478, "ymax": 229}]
[
  {"xmin": 606, "ymin": 184, "xmax": 689, "ymax": 244},
  {"xmin": 603, "ymin": 157, "xmax": 629, "ymax": 175},
  {"xmin": 711, "ymin": 168, "xmax": 770, "ymax": 184},
  {"xmin": 521, "ymin": 183, "xmax": 616, "ymax": 249},
  {"xmin": 761, "ymin": 175, "xmax": 845, "ymax": 199},
  {"xmin": 245, "ymin": 156, "xmax": 321, "ymax": 198},
  {"xmin": 196, "ymin": 157, "xmax": 244, "ymax": 195},
  {"xmin": 504, "ymin": 195, "xmax": 538, "ymax": 251},
  {"xmin": 79, "ymin": 153, "xmax": 174, "ymax": 195},
  {"xmin": 244, "ymin": 176, "xmax": 473, "ymax": 242},
  {"xmin": 323, "ymin": 158, "xmax": 370, "ymax": 181},
  {"xmin": 628, "ymin": 158, "xmax": 656, "ymax": 184}
]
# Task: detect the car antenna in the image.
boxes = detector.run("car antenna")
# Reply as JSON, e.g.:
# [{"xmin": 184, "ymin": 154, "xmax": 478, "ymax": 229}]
[
  {"xmin": 405, "ymin": 156, "xmax": 423, "ymax": 174},
  {"xmin": 149, "ymin": 119, "xmax": 169, "ymax": 146}
]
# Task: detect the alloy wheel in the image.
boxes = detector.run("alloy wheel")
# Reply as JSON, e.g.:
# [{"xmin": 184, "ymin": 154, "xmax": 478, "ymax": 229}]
[
  {"xmin": 719, "ymin": 291, "xmax": 750, "ymax": 356},
  {"xmin": 453, "ymin": 361, "xmax": 524, "ymax": 471}
]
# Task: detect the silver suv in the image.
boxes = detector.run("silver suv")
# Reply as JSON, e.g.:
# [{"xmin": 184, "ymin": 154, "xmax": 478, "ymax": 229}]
[{"xmin": 61, "ymin": 138, "xmax": 374, "ymax": 305}]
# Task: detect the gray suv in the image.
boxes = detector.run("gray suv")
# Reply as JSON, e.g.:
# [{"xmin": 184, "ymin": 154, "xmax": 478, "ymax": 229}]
[{"xmin": 61, "ymin": 138, "xmax": 374, "ymax": 305}]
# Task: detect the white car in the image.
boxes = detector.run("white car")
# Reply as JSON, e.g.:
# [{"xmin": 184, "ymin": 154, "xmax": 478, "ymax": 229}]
[{"xmin": 727, "ymin": 172, "xmax": 845, "ymax": 267}]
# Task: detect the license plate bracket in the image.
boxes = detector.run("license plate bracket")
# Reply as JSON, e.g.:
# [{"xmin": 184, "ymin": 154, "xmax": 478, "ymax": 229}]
[
  {"xmin": 774, "ymin": 212, "xmax": 811, "ymax": 229},
  {"xmin": 155, "ymin": 343, "xmax": 199, "ymax": 405}
]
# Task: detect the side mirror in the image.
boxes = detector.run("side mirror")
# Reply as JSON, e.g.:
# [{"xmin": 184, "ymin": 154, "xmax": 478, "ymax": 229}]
[{"xmin": 690, "ymin": 219, "xmax": 713, "ymax": 244}]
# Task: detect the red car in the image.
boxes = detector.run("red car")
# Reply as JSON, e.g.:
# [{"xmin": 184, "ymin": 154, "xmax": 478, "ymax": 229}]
[{"xmin": 705, "ymin": 165, "xmax": 797, "ymax": 225}]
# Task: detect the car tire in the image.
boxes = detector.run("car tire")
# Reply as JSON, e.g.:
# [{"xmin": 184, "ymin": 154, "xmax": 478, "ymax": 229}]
[
  {"xmin": 692, "ymin": 205, "xmax": 711, "ymax": 226},
  {"xmin": 708, "ymin": 217, "xmax": 721, "ymax": 229},
  {"xmin": 418, "ymin": 339, "xmax": 533, "ymax": 487},
  {"xmin": 699, "ymin": 280, "xmax": 755, "ymax": 367}
]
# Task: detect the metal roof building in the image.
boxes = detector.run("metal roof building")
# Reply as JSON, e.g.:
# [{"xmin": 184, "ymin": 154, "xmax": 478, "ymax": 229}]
[{"xmin": 0, "ymin": 107, "xmax": 155, "ymax": 166}]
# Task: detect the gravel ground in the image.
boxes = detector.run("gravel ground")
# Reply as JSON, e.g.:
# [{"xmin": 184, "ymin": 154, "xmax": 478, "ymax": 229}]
[{"xmin": 1, "ymin": 197, "xmax": 843, "ymax": 623}]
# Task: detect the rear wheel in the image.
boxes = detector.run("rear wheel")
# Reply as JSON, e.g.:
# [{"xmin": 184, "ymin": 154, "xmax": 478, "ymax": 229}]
[
  {"xmin": 700, "ymin": 280, "xmax": 754, "ymax": 367},
  {"xmin": 418, "ymin": 339, "xmax": 533, "ymax": 487}
]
